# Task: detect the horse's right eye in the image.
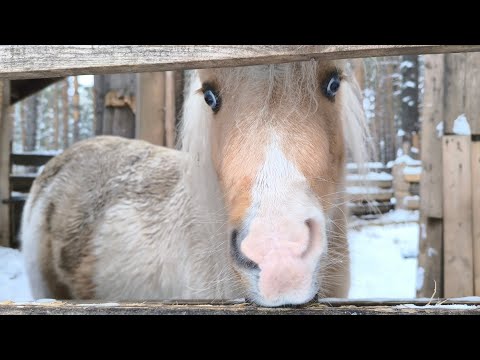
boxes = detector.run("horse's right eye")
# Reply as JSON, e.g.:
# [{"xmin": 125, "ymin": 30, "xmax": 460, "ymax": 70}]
[{"xmin": 203, "ymin": 88, "xmax": 221, "ymax": 113}]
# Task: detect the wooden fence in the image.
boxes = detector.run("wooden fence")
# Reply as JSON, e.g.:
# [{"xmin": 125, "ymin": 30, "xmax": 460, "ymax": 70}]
[{"xmin": 1, "ymin": 45, "xmax": 480, "ymax": 314}]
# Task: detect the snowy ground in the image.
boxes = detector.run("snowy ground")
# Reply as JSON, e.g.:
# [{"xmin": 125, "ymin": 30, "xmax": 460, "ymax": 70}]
[{"xmin": 0, "ymin": 209, "xmax": 419, "ymax": 302}]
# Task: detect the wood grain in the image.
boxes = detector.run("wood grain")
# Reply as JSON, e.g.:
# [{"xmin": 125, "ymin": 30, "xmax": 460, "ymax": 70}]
[
  {"xmin": 465, "ymin": 53, "xmax": 480, "ymax": 135},
  {"xmin": 444, "ymin": 53, "xmax": 466, "ymax": 134},
  {"xmin": 136, "ymin": 72, "xmax": 166, "ymax": 146},
  {"xmin": 1, "ymin": 46, "xmax": 480, "ymax": 80},
  {"xmin": 1, "ymin": 299, "xmax": 480, "ymax": 315},
  {"xmin": 472, "ymin": 141, "xmax": 480, "ymax": 295},
  {"xmin": 443, "ymin": 136, "xmax": 474, "ymax": 297},
  {"xmin": 0, "ymin": 80, "xmax": 10, "ymax": 247}
]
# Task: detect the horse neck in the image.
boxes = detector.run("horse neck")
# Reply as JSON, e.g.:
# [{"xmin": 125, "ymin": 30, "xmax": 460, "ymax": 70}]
[{"xmin": 182, "ymin": 155, "xmax": 238, "ymax": 299}]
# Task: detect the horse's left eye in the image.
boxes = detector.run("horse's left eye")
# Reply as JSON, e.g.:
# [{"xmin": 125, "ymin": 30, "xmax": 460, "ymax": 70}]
[
  {"xmin": 203, "ymin": 89, "xmax": 221, "ymax": 112},
  {"xmin": 324, "ymin": 73, "xmax": 341, "ymax": 99}
]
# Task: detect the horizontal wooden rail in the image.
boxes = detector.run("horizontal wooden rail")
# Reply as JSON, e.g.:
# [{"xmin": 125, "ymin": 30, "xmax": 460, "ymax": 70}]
[
  {"xmin": 1, "ymin": 45, "xmax": 480, "ymax": 80},
  {"xmin": 11, "ymin": 153, "xmax": 54, "ymax": 166},
  {"xmin": 1, "ymin": 298, "xmax": 480, "ymax": 315},
  {"xmin": 10, "ymin": 174, "xmax": 36, "ymax": 193}
]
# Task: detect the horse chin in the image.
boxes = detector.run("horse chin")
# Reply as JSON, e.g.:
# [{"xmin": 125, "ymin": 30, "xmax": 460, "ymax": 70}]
[{"xmin": 240, "ymin": 270, "xmax": 320, "ymax": 307}]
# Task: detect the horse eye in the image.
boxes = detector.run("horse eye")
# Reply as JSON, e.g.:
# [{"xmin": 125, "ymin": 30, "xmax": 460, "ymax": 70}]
[
  {"xmin": 324, "ymin": 73, "xmax": 341, "ymax": 99},
  {"xmin": 203, "ymin": 89, "xmax": 221, "ymax": 112}
]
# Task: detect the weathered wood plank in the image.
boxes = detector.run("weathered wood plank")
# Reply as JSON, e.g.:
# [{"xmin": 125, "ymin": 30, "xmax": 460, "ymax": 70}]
[
  {"xmin": 10, "ymin": 174, "xmax": 36, "ymax": 193},
  {"xmin": 136, "ymin": 72, "xmax": 166, "ymax": 146},
  {"xmin": 11, "ymin": 153, "xmax": 54, "ymax": 167},
  {"xmin": 472, "ymin": 141, "xmax": 480, "ymax": 295},
  {"xmin": 1, "ymin": 46, "xmax": 480, "ymax": 80},
  {"xmin": 444, "ymin": 53, "xmax": 466, "ymax": 134},
  {"xmin": 417, "ymin": 54, "xmax": 445, "ymax": 297},
  {"xmin": 10, "ymin": 77, "xmax": 63, "ymax": 105},
  {"xmin": 443, "ymin": 136, "xmax": 474, "ymax": 297},
  {"xmin": 165, "ymin": 71, "xmax": 176, "ymax": 148},
  {"xmin": 0, "ymin": 80, "xmax": 11, "ymax": 247},
  {"xmin": 417, "ymin": 218, "xmax": 443, "ymax": 297},
  {"xmin": 1, "ymin": 299, "xmax": 479, "ymax": 315},
  {"xmin": 465, "ymin": 53, "xmax": 480, "ymax": 135}
]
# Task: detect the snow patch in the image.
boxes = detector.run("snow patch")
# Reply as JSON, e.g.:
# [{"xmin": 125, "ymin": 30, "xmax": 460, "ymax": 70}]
[
  {"xmin": 436, "ymin": 121, "xmax": 444, "ymax": 138},
  {"xmin": 348, "ymin": 222, "xmax": 419, "ymax": 298},
  {"xmin": 396, "ymin": 304, "xmax": 479, "ymax": 310},
  {"xmin": 388, "ymin": 154, "xmax": 422, "ymax": 167},
  {"xmin": 347, "ymin": 172, "xmax": 393, "ymax": 182},
  {"xmin": 452, "ymin": 114, "xmax": 471, "ymax": 135},
  {"xmin": 397, "ymin": 129, "xmax": 406, "ymax": 137},
  {"xmin": 0, "ymin": 246, "xmax": 33, "ymax": 302},
  {"xmin": 427, "ymin": 247, "xmax": 438, "ymax": 257},
  {"xmin": 416, "ymin": 267, "xmax": 424, "ymax": 291},
  {"xmin": 403, "ymin": 166, "xmax": 421, "ymax": 176}
]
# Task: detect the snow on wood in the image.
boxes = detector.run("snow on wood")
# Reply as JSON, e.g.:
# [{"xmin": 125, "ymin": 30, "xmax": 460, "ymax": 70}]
[{"xmin": 452, "ymin": 114, "xmax": 471, "ymax": 135}]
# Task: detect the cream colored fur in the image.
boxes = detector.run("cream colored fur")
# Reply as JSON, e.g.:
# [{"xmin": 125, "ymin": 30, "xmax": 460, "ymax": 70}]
[{"xmin": 21, "ymin": 60, "xmax": 368, "ymax": 302}]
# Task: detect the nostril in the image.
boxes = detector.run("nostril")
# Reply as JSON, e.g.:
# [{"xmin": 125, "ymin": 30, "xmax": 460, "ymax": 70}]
[
  {"xmin": 302, "ymin": 219, "xmax": 314, "ymax": 258},
  {"xmin": 230, "ymin": 229, "xmax": 259, "ymax": 271}
]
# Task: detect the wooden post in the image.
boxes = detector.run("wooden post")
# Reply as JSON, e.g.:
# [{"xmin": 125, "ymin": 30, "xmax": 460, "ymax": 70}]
[
  {"xmin": 102, "ymin": 74, "xmax": 136, "ymax": 139},
  {"xmin": 0, "ymin": 79, "xmax": 11, "ymax": 247},
  {"xmin": 472, "ymin": 140, "xmax": 480, "ymax": 295},
  {"xmin": 417, "ymin": 54, "xmax": 446, "ymax": 297},
  {"xmin": 136, "ymin": 72, "xmax": 165, "ymax": 146},
  {"xmin": 443, "ymin": 136, "xmax": 474, "ymax": 297},
  {"xmin": 465, "ymin": 53, "xmax": 480, "ymax": 135},
  {"xmin": 444, "ymin": 54, "xmax": 466, "ymax": 134},
  {"xmin": 165, "ymin": 71, "xmax": 176, "ymax": 148}
]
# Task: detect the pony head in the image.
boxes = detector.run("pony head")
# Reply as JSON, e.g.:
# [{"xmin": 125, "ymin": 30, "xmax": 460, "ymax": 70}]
[{"xmin": 181, "ymin": 59, "xmax": 368, "ymax": 306}]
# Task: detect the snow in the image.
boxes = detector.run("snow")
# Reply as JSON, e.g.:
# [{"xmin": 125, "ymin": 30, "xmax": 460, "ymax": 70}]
[
  {"xmin": 403, "ymin": 166, "xmax": 421, "ymax": 176},
  {"xmin": 452, "ymin": 113, "xmax": 471, "ymax": 135},
  {"xmin": 436, "ymin": 121, "xmax": 444, "ymax": 138},
  {"xmin": 403, "ymin": 80, "xmax": 416, "ymax": 88},
  {"xmin": 416, "ymin": 267, "xmax": 424, "ymax": 291},
  {"xmin": 387, "ymin": 154, "xmax": 422, "ymax": 167},
  {"xmin": 346, "ymin": 186, "xmax": 393, "ymax": 195},
  {"xmin": 348, "ymin": 221, "xmax": 419, "ymax": 298},
  {"xmin": 397, "ymin": 129, "xmax": 406, "ymax": 137},
  {"xmin": 396, "ymin": 304, "xmax": 479, "ymax": 310},
  {"xmin": 410, "ymin": 147, "xmax": 419, "ymax": 154},
  {"xmin": 346, "ymin": 172, "xmax": 393, "ymax": 181},
  {"xmin": 400, "ymin": 60, "xmax": 414, "ymax": 69},
  {"xmin": 0, "ymin": 247, "xmax": 33, "ymax": 302},
  {"xmin": 349, "ymin": 209, "xmax": 419, "ymax": 228},
  {"xmin": 346, "ymin": 162, "xmax": 384, "ymax": 170}
]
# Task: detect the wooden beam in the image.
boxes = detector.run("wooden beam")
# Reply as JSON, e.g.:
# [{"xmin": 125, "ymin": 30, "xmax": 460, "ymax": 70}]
[
  {"xmin": 136, "ymin": 72, "xmax": 165, "ymax": 146},
  {"xmin": 444, "ymin": 53, "xmax": 466, "ymax": 134},
  {"xmin": 1, "ymin": 299, "xmax": 480, "ymax": 315},
  {"xmin": 1, "ymin": 46, "xmax": 480, "ymax": 80},
  {"xmin": 417, "ymin": 54, "xmax": 445, "ymax": 298},
  {"xmin": 10, "ymin": 77, "xmax": 63, "ymax": 105},
  {"xmin": 465, "ymin": 53, "xmax": 480, "ymax": 135},
  {"xmin": 10, "ymin": 153, "xmax": 54, "ymax": 167},
  {"xmin": 0, "ymin": 80, "xmax": 11, "ymax": 247},
  {"xmin": 443, "ymin": 136, "xmax": 474, "ymax": 297},
  {"xmin": 165, "ymin": 71, "xmax": 176, "ymax": 148},
  {"xmin": 417, "ymin": 218, "xmax": 443, "ymax": 297},
  {"xmin": 10, "ymin": 174, "xmax": 36, "ymax": 193},
  {"xmin": 472, "ymin": 140, "xmax": 480, "ymax": 295}
]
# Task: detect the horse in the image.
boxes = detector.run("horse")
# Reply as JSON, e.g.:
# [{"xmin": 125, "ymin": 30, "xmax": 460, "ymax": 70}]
[{"xmin": 21, "ymin": 58, "xmax": 370, "ymax": 307}]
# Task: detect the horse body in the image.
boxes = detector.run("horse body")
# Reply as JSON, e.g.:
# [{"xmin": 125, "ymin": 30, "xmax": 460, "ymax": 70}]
[{"xmin": 21, "ymin": 59, "xmax": 368, "ymax": 306}]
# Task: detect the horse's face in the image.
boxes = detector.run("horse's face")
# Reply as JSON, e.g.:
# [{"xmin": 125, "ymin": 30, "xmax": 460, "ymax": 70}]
[{"xmin": 197, "ymin": 61, "xmax": 346, "ymax": 306}]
